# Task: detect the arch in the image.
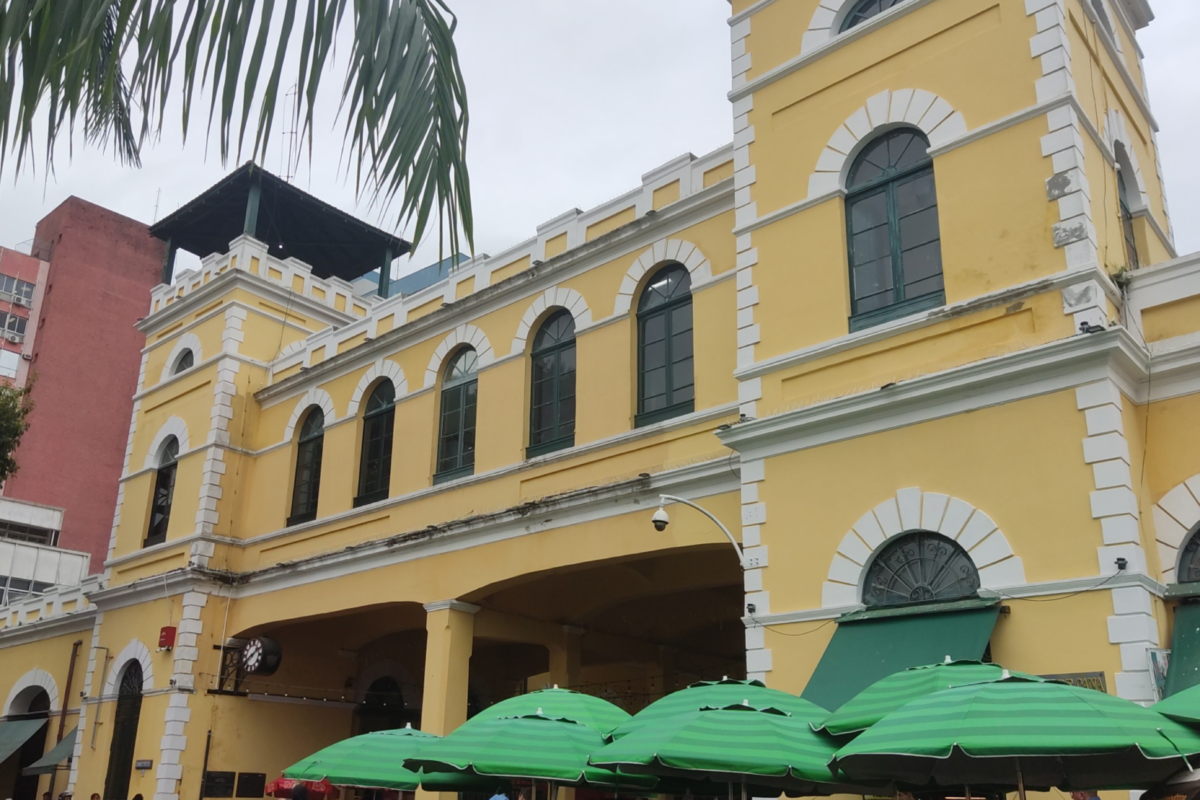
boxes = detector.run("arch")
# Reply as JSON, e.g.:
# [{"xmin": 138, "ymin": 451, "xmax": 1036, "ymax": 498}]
[
  {"xmin": 354, "ymin": 660, "xmax": 420, "ymax": 707},
  {"xmin": 104, "ymin": 640, "xmax": 154, "ymax": 696},
  {"xmin": 347, "ymin": 359, "xmax": 408, "ymax": 417},
  {"xmin": 1152, "ymin": 473, "xmax": 1200, "ymax": 584},
  {"xmin": 801, "ymin": 0, "xmax": 917, "ymax": 56},
  {"xmin": 510, "ymin": 288, "xmax": 593, "ymax": 356},
  {"xmin": 159, "ymin": 333, "xmax": 203, "ymax": 383},
  {"xmin": 284, "ymin": 387, "xmax": 337, "ymax": 440},
  {"xmin": 821, "ymin": 488, "xmax": 1026, "ymax": 607},
  {"xmin": 808, "ymin": 89, "xmax": 966, "ymax": 198},
  {"xmin": 1104, "ymin": 109, "xmax": 1150, "ymax": 212},
  {"xmin": 143, "ymin": 417, "xmax": 190, "ymax": 470},
  {"xmin": 4, "ymin": 668, "xmax": 59, "ymax": 715},
  {"xmin": 614, "ymin": 238, "xmax": 713, "ymax": 316},
  {"xmin": 423, "ymin": 325, "xmax": 495, "ymax": 389}
]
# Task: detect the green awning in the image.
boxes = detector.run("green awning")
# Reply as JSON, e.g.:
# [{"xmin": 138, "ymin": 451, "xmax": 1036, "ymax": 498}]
[
  {"xmin": 22, "ymin": 728, "xmax": 77, "ymax": 776},
  {"xmin": 0, "ymin": 718, "xmax": 46, "ymax": 764},
  {"xmin": 1165, "ymin": 603, "xmax": 1200, "ymax": 697},
  {"xmin": 800, "ymin": 602, "xmax": 1001, "ymax": 712}
]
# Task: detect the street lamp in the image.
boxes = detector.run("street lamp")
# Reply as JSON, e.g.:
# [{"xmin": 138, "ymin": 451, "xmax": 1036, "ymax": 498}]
[{"xmin": 651, "ymin": 494, "xmax": 745, "ymax": 569}]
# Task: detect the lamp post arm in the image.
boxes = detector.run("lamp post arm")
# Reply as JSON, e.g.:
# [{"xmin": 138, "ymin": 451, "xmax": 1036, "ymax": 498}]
[{"xmin": 658, "ymin": 494, "xmax": 745, "ymax": 568}]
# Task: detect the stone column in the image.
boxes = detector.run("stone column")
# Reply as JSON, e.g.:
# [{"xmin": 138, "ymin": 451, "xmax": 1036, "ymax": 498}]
[{"xmin": 420, "ymin": 600, "xmax": 480, "ymax": 735}]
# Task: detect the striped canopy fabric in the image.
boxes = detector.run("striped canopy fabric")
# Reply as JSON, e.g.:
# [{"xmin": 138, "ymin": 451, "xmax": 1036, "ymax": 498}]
[
  {"xmin": 833, "ymin": 677, "xmax": 1200, "ymax": 790},
  {"xmin": 463, "ymin": 688, "xmax": 631, "ymax": 735},
  {"xmin": 1156, "ymin": 683, "xmax": 1200, "ymax": 726},
  {"xmin": 283, "ymin": 727, "xmax": 487, "ymax": 791},
  {"xmin": 404, "ymin": 713, "xmax": 656, "ymax": 788},
  {"xmin": 818, "ymin": 660, "xmax": 1042, "ymax": 736},
  {"xmin": 591, "ymin": 703, "xmax": 846, "ymax": 794},
  {"xmin": 608, "ymin": 679, "xmax": 826, "ymax": 741}
]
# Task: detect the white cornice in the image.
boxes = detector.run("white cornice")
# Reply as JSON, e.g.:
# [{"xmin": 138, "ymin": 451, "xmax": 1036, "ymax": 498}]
[
  {"xmin": 734, "ymin": 266, "xmax": 1121, "ymax": 382},
  {"xmin": 87, "ymin": 571, "xmax": 225, "ymax": 613},
  {"xmin": 0, "ymin": 608, "xmax": 97, "ymax": 647},
  {"xmin": 719, "ymin": 328, "xmax": 1149, "ymax": 460},
  {"xmin": 742, "ymin": 571, "xmax": 1167, "ymax": 626}
]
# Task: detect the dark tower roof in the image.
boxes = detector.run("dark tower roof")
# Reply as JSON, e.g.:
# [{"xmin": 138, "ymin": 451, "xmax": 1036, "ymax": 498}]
[{"xmin": 150, "ymin": 163, "xmax": 410, "ymax": 286}]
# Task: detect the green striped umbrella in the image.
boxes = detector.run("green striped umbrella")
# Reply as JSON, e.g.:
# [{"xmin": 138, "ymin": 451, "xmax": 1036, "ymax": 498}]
[
  {"xmin": 464, "ymin": 688, "xmax": 630, "ymax": 735},
  {"xmin": 833, "ymin": 676, "xmax": 1200, "ymax": 792},
  {"xmin": 591, "ymin": 703, "xmax": 851, "ymax": 794},
  {"xmin": 818, "ymin": 660, "xmax": 1042, "ymax": 736},
  {"xmin": 608, "ymin": 678, "xmax": 825, "ymax": 741},
  {"xmin": 405, "ymin": 713, "xmax": 656, "ymax": 789},
  {"xmin": 1155, "ymin": 684, "xmax": 1200, "ymax": 726},
  {"xmin": 283, "ymin": 726, "xmax": 493, "ymax": 791}
]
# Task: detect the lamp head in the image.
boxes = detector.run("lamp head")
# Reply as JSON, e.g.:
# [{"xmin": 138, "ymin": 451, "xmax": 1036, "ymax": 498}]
[{"xmin": 651, "ymin": 506, "xmax": 670, "ymax": 532}]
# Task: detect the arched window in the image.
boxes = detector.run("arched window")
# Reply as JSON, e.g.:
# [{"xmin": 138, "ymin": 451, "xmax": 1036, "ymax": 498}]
[
  {"xmin": 1091, "ymin": 0, "xmax": 1114, "ymax": 37},
  {"xmin": 637, "ymin": 264, "xmax": 694, "ymax": 427},
  {"xmin": 846, "ymin": 129, "xmax": 944, "ymax": 331},
  {"xmin": 356, "ymin": 381, "xmax": 396, "ymax": 506},
  {"xmin": 10, "ymin": 688, "xmax": 49, "ymax": 800},
  {"xmin": 103, "ymin": 662, "xmax": 144, "ymax": 800},
  {"xmin": 529, "ymin": 310, "xmax": 577, "ymax": 457},
  {"xmin": 862, "ymin": 531, "xmax": 980, "ymax": 607},
  {"xmin": 1115, "ymin": 144, "xmax": 1140, "ymax": 271},
  {"xmin": 1179, "ymin": 525, "xmax": 1200, "ymax": 584},
  {"xmin": 289, "ymin": 409, "xmax": 325, "ymax": 525},
  {"xmin": 357, "ymin": 676, "xmax": 414, "ymax": 733},
  {"xmin": 435, "ymin": 349, "xmax": 478, "ymax": 483},
  {"xmin": 840, "ymin": 0, "xmax": 905, "ymax": 32},
  {"xmin": 144, "ymin": 436, "xmax": 179, "ymax": 547},
  {"xmin": 173, "ymin": 349, "xmax": 194, "ymax": 374}
]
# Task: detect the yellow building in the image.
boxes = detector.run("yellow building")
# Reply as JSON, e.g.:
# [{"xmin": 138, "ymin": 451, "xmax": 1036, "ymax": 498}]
[{"xmin": 3, "ymin": 1, "xmax": 1200, "ymax": 800}]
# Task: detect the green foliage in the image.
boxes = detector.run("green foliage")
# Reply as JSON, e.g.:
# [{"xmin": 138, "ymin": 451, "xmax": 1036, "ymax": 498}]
[
  {"xmin": 0, "ymin": 381, "xmax": 34, "ymax": 485},
  {"xmin": 0, "ymin": 0, "xmax": 472, "ymax": 255}
]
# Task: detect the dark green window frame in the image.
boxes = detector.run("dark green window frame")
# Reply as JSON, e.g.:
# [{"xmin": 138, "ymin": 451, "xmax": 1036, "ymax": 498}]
[
  {"xmin": 144, "ymin": 437, "xmax": 179, "ymax": 547},
  {"xmin": 355, "ymin": 381, "xmax": 396, "ymax": 507},
  {"xmin": 1178, "ymin": 525, "xmax": 1200, "ymax": 584},
  {"xmin": 435, "ymin": 349, "xmax": 478, "ymax": 484},
  {"xmin": 636, "ymin": 264, "xmax": 695, "ymax": 428},
  {"xmin": 1117, "ymin": 158, "xmax": 1140, "ymax": 271},
  {"xmin": 288, "ymin": 408, "xmax": 324, "ymax": 526},
  {"xmin": 528, "ymin": 310, "xmax": 577, "ymax": 458},
  {"xmin": 174, "ymin": 350, "xmax": 194, "ymax": 374},
  {"xmin": 846, "ymin": 129, "xmax": 945, "ymax": 332},
  {"xmin": 839, "ymin": 0, "xmax": 905, "ymax": 32}
]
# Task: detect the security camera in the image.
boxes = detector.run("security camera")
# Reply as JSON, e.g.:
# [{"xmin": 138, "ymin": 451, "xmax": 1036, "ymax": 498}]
[{"xmin": 651, "ymin": 507, "xmax": 670, "ymax": 532}]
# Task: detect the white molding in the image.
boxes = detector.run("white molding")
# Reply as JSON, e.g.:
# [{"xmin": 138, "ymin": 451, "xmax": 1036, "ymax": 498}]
[
  {"xmin": 821, "ymin": 488, "xmax": 1025, "ymax": 608},
  {"xmin": 719, "ymin": 329, "xmax": 1147, "ymax": 462},
  {"xmin": 510, "ymin": 287, "xmax": 593, "ymax": 356},
  {"xmin": 800, "ymin": 0, "xmax": 923, "ymax": 58},
  {"xmin": 158, "ymin": 333, "xmax": 203, "ymax": 384},
  {"xmin": 346, "ymin": 359, "xmax": 408, "ymax": 418},
  {"xmin": 734, "ymin": 266, "xmax": 1120, "ymax": 381},
  {"xmin": 423, "ymin": 600, "xmax": 481, "ymax": 614},
  {"xmin": 1104, "ymin": 108, "xmax": 1152, "ymax": 212},
  {"xmin": 423, "ymin": 325, "xmax": 495, "ymax": 389},
  {"xmin": 612, "ymin": 238, "xmax": 716, "ymax": 317},
  {"xmin": 143, "ymin": 417, "xmax": 190, "ymax": 470},
  {"xmin": 1152, "ymin": 473, "xmax": 1200, "ymax": 585},
  {"xmin": 104, "ymin": 639, "xmax": 155, "ymax": 695},
  {"xmin": 4, "ymin": 668, "xmax": 60, "ymax": 715},
  {"xmin": 283, "ymin": 388, "xmax": 337, "ymax": 440}
]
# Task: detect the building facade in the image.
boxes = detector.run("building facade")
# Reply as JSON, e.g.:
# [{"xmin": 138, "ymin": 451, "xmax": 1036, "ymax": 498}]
[{"xmin": 3, "ymin": 2, "xmax": 1200, "ymax": 800}]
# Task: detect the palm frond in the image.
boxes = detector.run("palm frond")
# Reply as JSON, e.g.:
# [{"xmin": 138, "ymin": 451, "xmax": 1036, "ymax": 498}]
[{"xmin": 0, "ymin": 0, "xmax": 472, "ymax": 253}]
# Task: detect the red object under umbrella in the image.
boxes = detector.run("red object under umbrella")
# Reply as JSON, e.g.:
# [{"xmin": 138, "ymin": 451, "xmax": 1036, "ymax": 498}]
[{"xmin": 265, "ymin": 778, "xmax": 341, "ymax": 799}]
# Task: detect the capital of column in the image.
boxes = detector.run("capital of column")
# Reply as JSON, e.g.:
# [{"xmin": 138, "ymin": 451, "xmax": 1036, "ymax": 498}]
[{"xmin": 424, "ymin": 599, "xmax": 481, "ymax": 614}]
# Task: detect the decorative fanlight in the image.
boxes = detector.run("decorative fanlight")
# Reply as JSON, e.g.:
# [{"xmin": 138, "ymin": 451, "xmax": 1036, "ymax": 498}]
[
  {"xmin": 241, "ymin": 636, "xmax": 282, "ymax": 675},
  {"xmin": 862, "ymin": 531, "xmax": 980, "ymax": 608}
]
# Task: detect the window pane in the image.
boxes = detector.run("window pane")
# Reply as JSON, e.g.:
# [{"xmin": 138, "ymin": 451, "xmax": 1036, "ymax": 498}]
[
  {"xmin": 642, "ymin": 313, "xmax": 666, "ymax": 344},
  {"xmin": 899, "ymin": 206, "xmax": 940, "ymax": 251},
  {"xmin": 901, "ymin": 241, "xmax": 943, "ymax": 285},
  {"xmin": 852, "ymin": 256, "xmax": 893, "ymax": 301},
  {"xmin": 643, "ymin": 367, "xmax": 667, "ymax": 400},
  {"xmin": 896, "ymin": 172, "xmax": 937, "ymax": 213},
  {"xmin": 850, "ymin": 191, "xmax": 888, "ymax": 230},
  {"xmin": 852, "ymin": 224, "xmax": 891, "ymax": 265},
  {"xmin": 671, "ymin": 360, "xmax": 695, "ymax": 399}
]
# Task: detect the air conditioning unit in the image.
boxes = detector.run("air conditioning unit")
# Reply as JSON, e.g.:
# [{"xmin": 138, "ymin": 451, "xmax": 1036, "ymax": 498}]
[
  {"xmin": 20, "ymin": 354, "xmax": 32, "ymax": 361},
  {"xmin": 13, "ymin": 297, "xmax": 28, "ymax": 308},
  {"xmin": 6, "ymin": 334, "xmax": 21, "ymax": 344}
]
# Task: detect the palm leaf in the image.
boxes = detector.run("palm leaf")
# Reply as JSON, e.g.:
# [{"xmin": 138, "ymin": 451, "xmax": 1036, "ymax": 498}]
[{"xmin": 0, "ymin": 0, "xmax": 471, "ymax": 253}]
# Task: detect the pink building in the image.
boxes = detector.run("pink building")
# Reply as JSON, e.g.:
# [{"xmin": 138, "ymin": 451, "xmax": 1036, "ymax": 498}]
[{"xmin": 0, "ymin": 198, "xmax": 165, "ymax": 572}]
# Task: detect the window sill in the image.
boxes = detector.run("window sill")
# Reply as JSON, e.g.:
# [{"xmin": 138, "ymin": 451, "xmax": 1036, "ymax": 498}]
[
  {"xmin": 527, "ymin": 436, "xmax": 575, "ymax": 459},
  {"xmin": 433, "ymin": 465, "xmax": 474, "ymax": 486},
  {"xmin": 635, "ymin": 400, "xmax": 695, "ymax": 429},
  {"xmin": 353, "ymin": 489, "xmax": 389, "ymax": 508},
  {"xmin": 286, "ymin": 510, "xmax": 317, "ymax": 527},
  {"xmin": 849, "ymin": 291, "xmax": 945, "ymax": 333},
  {"xmin": 142, "ymin": 534, "xmax": 167, "ymax": 549}
]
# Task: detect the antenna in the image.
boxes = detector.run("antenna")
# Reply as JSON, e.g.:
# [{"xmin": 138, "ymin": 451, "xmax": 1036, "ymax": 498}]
[
  {"xmin": 281, "ymin": 84, "xmax": 299, "ymax": 182},
  {"xmin": 152, "ymin": 189, "xmax": 162, "ymax": 224}
]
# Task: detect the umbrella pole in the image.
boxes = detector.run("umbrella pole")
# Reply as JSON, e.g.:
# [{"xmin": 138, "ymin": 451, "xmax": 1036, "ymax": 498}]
[
  {"xmin": 741, "ymin": 778, "xmax": 747, "ymax": 800},
  {"xmin": 1016, "ymin": 759, "xmax": 1027, "ymax": 800}
]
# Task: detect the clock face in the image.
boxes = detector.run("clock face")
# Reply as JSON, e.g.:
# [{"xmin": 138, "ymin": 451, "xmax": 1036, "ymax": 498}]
[{"xmin": 242, "ymin": 638, "xmax": 264, "ymax": 673}]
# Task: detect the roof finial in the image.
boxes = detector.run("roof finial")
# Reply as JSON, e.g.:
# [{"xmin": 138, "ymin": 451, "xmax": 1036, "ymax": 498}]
[
  {"xmin": 1001, "ymin": 669, "xmax": 1011, "ymax": 679},
  {"xmin": 945, "ymin": 655, "xmax": 952, "ymax": 663}
]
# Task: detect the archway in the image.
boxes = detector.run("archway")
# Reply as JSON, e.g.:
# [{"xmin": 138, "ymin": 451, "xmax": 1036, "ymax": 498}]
[
  {"xmin": 355, "ymin": 676, "xmax": 418, "ymax": 733},
  {"xmin": 1, "ymin": 688, "xmax": 50, "ymax": 800},
  {"xmin": 103, "ymin": 662, "xmax": 144, "ymax": 800}
]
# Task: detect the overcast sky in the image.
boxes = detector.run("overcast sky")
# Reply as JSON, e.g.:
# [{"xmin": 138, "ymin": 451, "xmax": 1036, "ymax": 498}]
[{"xmin": 0, "ymin": 0, "xmax": 1196, "ymax": 278}]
